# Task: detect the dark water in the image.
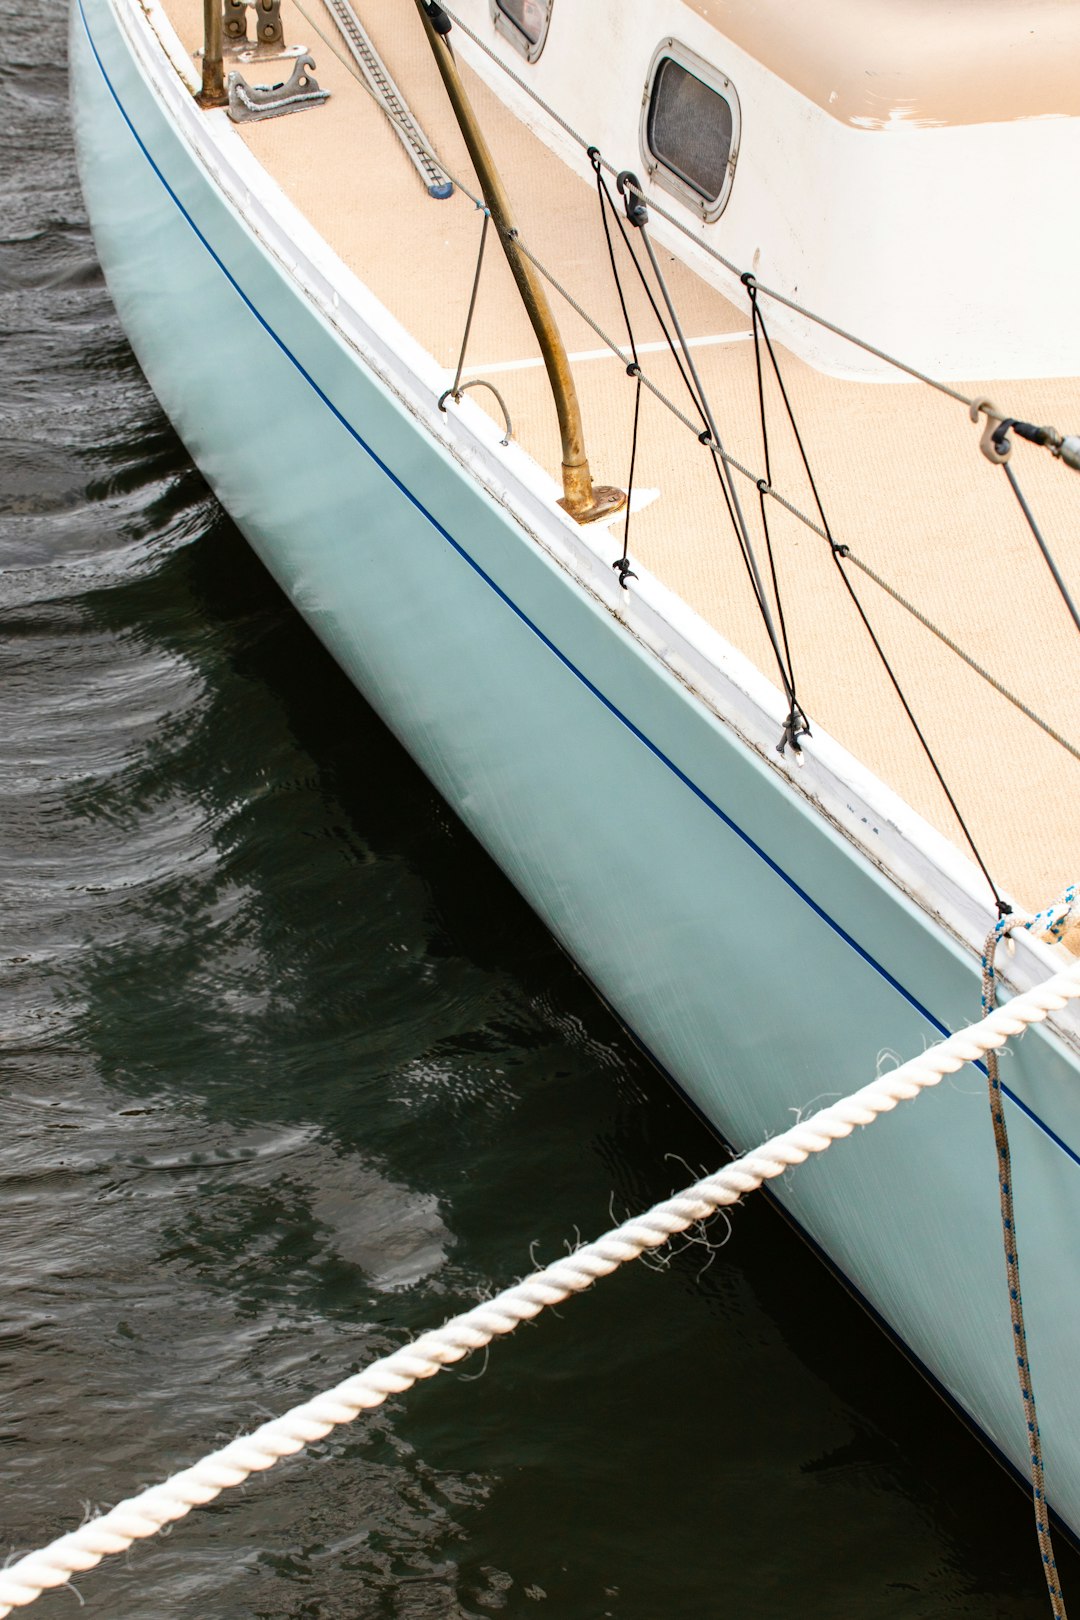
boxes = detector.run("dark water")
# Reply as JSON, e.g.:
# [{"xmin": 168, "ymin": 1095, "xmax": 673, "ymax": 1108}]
[{"xmin": 2, "ymin": 2, "xmax": 1076, "ymax": 1615}]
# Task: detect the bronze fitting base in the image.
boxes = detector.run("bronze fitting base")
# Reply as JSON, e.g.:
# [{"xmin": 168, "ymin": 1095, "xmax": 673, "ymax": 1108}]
[
  {"xmin": 195, "ymin": 79, "xmax": 229, "ymax": 108},
  {"xmin": 558, "ymin": 463, "xmax": 627, "ymax": 525},
  {"xmin": 558, "ymin": 485, "xmax": 628, "ymax": 524}
]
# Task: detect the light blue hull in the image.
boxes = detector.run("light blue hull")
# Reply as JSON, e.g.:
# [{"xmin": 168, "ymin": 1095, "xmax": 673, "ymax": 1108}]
[{"xmin": 71, "ymin": 0, "xmax": 1080, "ymax": 1534}]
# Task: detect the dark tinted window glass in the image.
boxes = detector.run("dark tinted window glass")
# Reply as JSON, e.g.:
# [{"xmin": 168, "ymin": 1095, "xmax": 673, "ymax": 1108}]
[
  {"xmin": 494, "ymin": 0, "xmax": 548, "ymax": 45},
  {"xmin": 647, "ymin": 57, "xmax": 733, "ymax": 202}
]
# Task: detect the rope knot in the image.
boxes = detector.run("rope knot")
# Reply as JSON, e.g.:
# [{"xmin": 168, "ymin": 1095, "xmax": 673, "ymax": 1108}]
[
  {"xmin": 1027, "ymin": 883, "xmax": 1080, "ymax": 948},
  {"xmin": 615, "ymin": 170, "xmax": 648, "ymax": 228},
  {"xmin": 586, "ymin": 145, "xmax": 602, "ymax": 172},
  {"xmin": 626, "ymin": 362, "xmax": 640, "ymax": 379},
  {"xmin": 612, "ymin": 556, "xmax": 637, "ymax": 590},
  {"xmin": 992, "ymin": 419, "xmax": 1016, "ymax": 458},
  {"xmin": 776, "ymin": 705, "xmax": 811, "ymax": 759}
]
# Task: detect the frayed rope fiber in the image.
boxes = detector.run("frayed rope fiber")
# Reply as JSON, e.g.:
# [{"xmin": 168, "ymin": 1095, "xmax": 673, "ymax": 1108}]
[{"xmin": 3, "ymin": 951, "xmax": 1080, "ymax": 1616}]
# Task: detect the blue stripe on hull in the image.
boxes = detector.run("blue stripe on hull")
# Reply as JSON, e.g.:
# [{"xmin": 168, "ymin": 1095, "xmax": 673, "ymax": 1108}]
[
  {"xmin": 70, "ymin": 0, "xmax": 1080, "ymax": 1534},
  {"xmin": 75, "ymin": 0, "xmax": 1074, "ymax": 1148}
]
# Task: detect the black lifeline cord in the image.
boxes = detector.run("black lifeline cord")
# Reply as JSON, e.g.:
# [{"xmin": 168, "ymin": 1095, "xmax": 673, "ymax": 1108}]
[
  {"xmin": 591, "ymin": 154, "xmax": 639, "ymax": 589},
  {"xmin": 588, "ymin": 152, "xmax": 805, "ymax": 747},
  {"xmin": 591, "ymin": 160, "xmax": 770, "ymax": 624},
  {"xmin": 747, "ymin": 281, "xmax": 809, "ymax": 753},
  {"xmin": 624, "ymin": 179, "xmax": 805, "ymax": 741},
  {"xmin": 742, "ymin": 275, "xmax": 1010, "ymax": 914}
]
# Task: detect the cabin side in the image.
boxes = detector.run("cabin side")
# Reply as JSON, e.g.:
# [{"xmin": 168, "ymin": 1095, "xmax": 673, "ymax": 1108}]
[{"xmin": 451, "ymin": 0, "xmax": 1080, "ymax": 379}]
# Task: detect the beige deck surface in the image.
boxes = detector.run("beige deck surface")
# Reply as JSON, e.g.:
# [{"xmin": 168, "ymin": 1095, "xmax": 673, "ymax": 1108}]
[{"xmin": 168, "ymin": 0, "xmax": 1079, "ymax": 921}]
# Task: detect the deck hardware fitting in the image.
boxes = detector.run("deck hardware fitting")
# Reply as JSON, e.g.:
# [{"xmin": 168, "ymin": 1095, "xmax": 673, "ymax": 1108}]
[
  {"xmin": 221, "ymin": 0, "xmax": 283, "ymax": 48},
  {"xmin": 253, "ymin": 0, "xmax": 283, "ymax": 46},
  {"xmin": 222, "ymin": 0, "xmax": 247, "ymax": 43},
  {"xmin": 970, "ymin": 398, "xmax": 1012, "ymax": 465},
  {"xmin": 1056, "ymin": 436, "xmax": 1080, "ymax": 471},
  {"xmin": 322, "ymin": 0, "xmax": 453, "ymax": 198},
  {"xmin": 438, "ymin": 378, "xmax": 513, "ymax": 446},
  {"xmin": 226, "ymin": 53, "xmax": 329, "ymax": 121}
]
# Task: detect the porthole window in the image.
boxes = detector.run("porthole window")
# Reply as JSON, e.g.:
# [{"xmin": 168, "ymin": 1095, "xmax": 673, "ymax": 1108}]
[
  {"xmin": 490, "ymin": 0, "xmax": 553, "ymax": 62},
  {"xmin": 641, "ymin": 41, "xmax": 740, "ymax": 222}
]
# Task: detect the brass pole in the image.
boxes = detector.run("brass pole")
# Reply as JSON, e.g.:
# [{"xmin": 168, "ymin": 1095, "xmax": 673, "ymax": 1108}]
[
  {"xmin": 197, "ymin": 0, "xmax": 228, "ymax": 108},
  {"xmin": 414, "ymin": 2, "xmax": 624, "ymax": 524}
]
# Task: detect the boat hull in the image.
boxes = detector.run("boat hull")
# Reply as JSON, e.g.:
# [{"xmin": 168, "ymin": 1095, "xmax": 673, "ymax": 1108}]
[{"xmin": 71, "ymin": 0, "xmax": 1080, "ymax": 1533}]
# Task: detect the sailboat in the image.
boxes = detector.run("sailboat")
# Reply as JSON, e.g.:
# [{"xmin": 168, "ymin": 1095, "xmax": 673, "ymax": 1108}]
[{"xmin": 69, "ymin": 0, "xmax": 1080, "ymax": 1544}]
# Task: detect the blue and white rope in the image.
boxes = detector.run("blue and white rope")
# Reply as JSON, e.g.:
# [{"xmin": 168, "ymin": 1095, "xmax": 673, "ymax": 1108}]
[{"xmin": 981, "ymin": 885, "xmax": 1080, "ymax": 1620}]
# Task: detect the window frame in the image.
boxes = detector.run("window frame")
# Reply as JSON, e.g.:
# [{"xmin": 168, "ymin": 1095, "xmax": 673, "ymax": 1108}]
[
  {"xmin": 639, "ymin": 40, "xmax": 741, "ymax": 223},
  {"xmin": 489, "ymin": 0, "xmax": 554, "ymax": 64}
]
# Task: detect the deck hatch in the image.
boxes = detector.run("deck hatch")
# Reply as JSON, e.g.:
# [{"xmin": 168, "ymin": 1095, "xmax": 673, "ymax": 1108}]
[
  {"xmin": 642, "ymin": 42, "xmax": 740, "ymax": 221},
  {"xmin": 490, "ymin": 0, "xmax": 553, "ymax": 62}
]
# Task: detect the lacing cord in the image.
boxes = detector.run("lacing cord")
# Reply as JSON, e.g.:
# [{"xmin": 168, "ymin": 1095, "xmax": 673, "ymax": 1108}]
[
  {"xmin": 503, "ymin": 225, "xmax": 1080, "ymax": 765},
  {"xmin": 301, "ymin": 0, "xmax": 1078, "ymax": 771},
  {"xmin": 587, "ymin": 155, "xmax": 806, "ymax": 749},
  {"xmin": 747, "ymin": 280, "xmax": 808, "ymax": 751},
  {"xmin": 220, "ymin": 4, "xmax": 1061, "ymax": 919},
  {"xmin": 504, "ymin": 231, "xmax": 1078, "ymax": 762},
  {"xmin": 591, "ymin": 156, "xmax": 640, "ymax": 588},
  {"xmin": 844, "ymin": 554, "xmax": 1080, "ymax": 765},
  {"xmin": 743, "ymin": 283, "xmax": 1010, "ymax": 912}
]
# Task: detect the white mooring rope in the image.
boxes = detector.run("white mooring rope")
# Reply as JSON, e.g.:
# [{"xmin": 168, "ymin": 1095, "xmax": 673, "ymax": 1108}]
[{"xmin": 3, "ymin": 954, "xmax": 1080, "ymax": 1616}]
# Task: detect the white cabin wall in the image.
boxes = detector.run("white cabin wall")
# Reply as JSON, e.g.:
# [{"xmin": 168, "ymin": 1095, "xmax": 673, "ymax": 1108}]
[{"xmin": 450, "ymin": 0, "xmax": 1080, "ymax": 381}]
